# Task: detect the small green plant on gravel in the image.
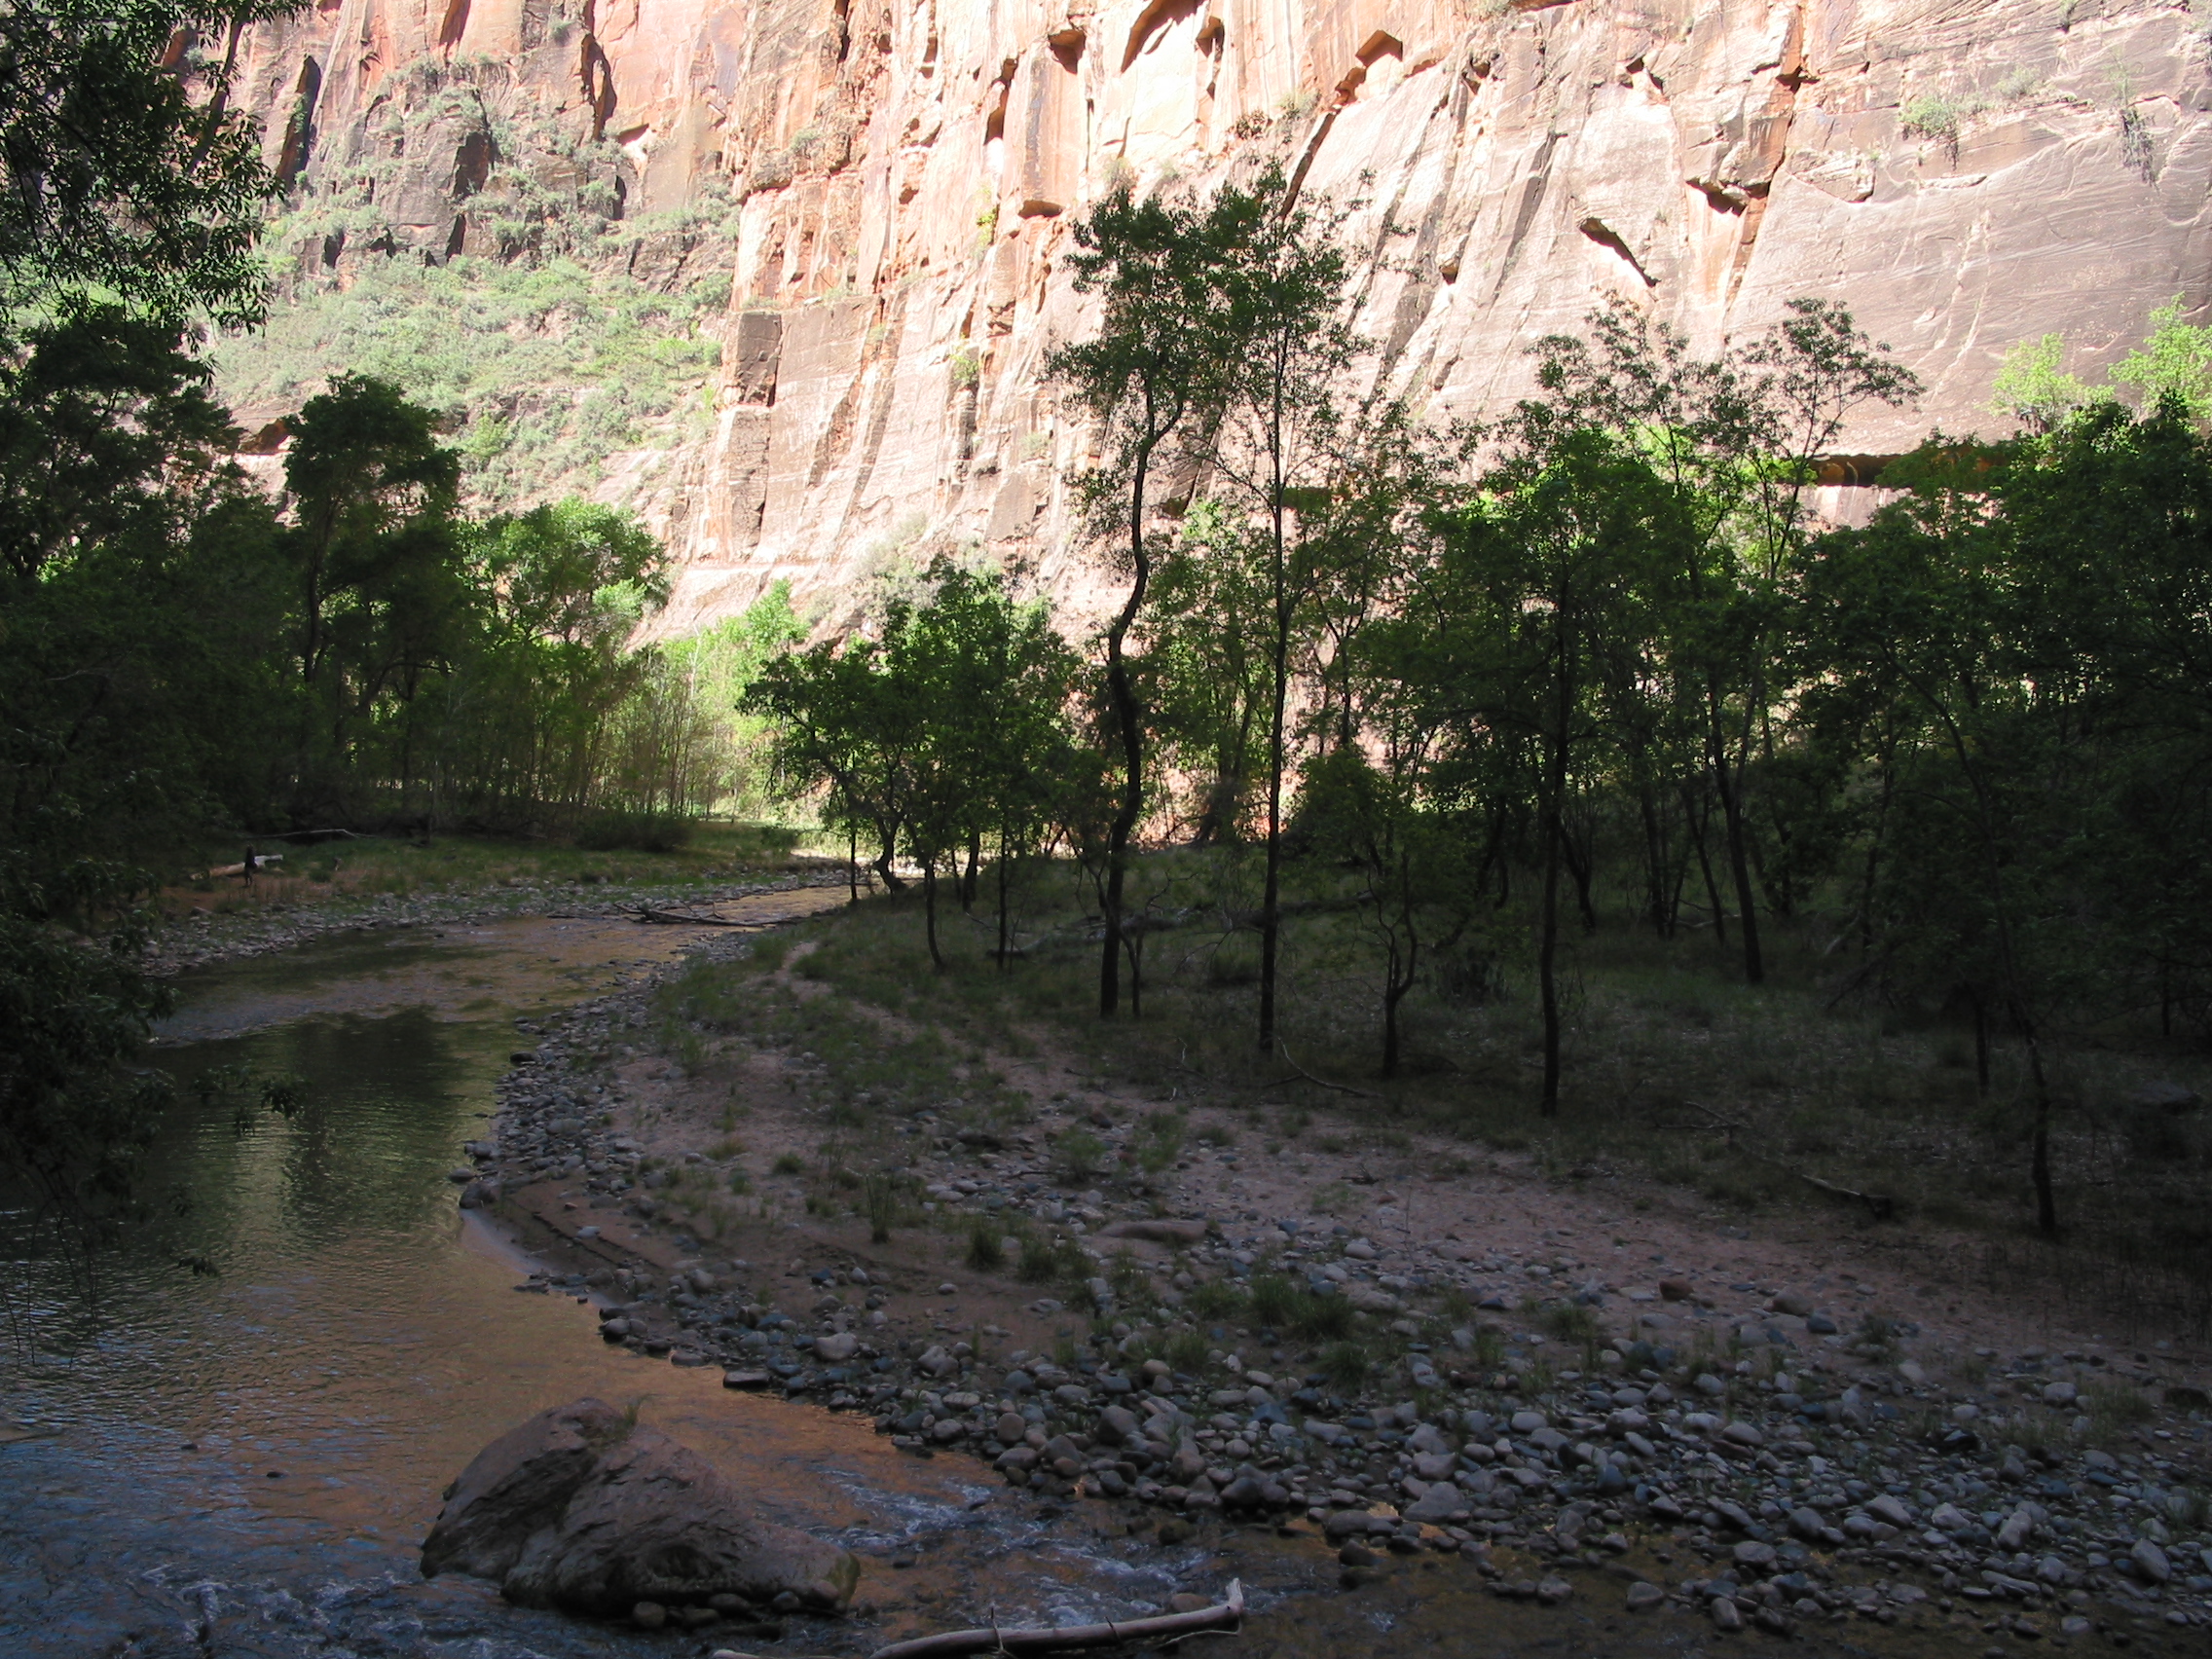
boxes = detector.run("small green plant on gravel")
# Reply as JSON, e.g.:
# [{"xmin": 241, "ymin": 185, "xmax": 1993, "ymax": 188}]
[
  {"xmin": 1134, "ymin": 1110, "xmax": 1186, "ymax": 1173},
  {"xmin": 1108, "ymin": 1249, "xmax": 1152, "ymax": 1306},
  {"xmin": 2086, "ymin": 1381, "xmax": 2156, "ymax": 1436},
  {"xmin": 1290, "ymin": 1291, "xmax": 1355, "ymax": 1343},
  {"xmin": 1856, "ymin": 1313, "xmax": 1902, "ymax": 1363},
  {"xmin": 1248, "ymin": 1274, "xmax": 1302, "ymax": 1329},
  {"xmin": 1540, "ymin": 1302, "xmax": 1603, "ymax": 1346},
  {"xmin": 966, "ymin": 1218, "xmax": 1006, "ymax": 1270},
  {"xmin": 1185, "ymin": 1279, "xmax": 1247, "ymax": 1322},
  {"xmin": 1053, "ymin": 1127, "xmax": 1107, "ymax": 1182},
  {"xmin": 772, "ymin": 1152, "xmax": 804, "ymax": 1175},
  {"xmin": 863, "ymin": 1172, "xmax": 901, "ymax": 1242},
  {"xmin": 1165, "ymin": 1330, "xmax": 1211, "ymax": 1374},
  {"xmin": 1319, "ymin": 1341, "xmax": 1371, "ymax": 1390}
]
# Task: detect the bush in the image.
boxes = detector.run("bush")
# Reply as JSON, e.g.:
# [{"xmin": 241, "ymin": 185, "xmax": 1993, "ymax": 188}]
[
  {"xmin": 1015, "ymin": 1231, "xmax": 1084, "ymax": 1284},
  {"xmin": 1319, "ymin": 1340, "xmax": 1370, "ymax": 1389},
  {"xmin": 1165, "ymin": 1330, "xmax": 1212, "ymax": 1373},
  {"xmin": 966, "ymin": 1218, "xmax": 1006, "ymax": 1270},
  {"xmin": 863, "ymin": 1171, "xmax": 900, "ymax": 1242},
  {"xmin": 1290, "ymin": 1289, "xmax": 1355, "ymax": 1342},
  {"xmin": 1052, "ymin": 1127, "xmax": 1107, "ymax": 1182},
  {"xmin": 1248, "ymin": 1274, "xmax": 1301, "ymax": 1329},
  {"xmin": 1185, "ymin": 1279, "xmax": 1247, "ymax": 1321}
]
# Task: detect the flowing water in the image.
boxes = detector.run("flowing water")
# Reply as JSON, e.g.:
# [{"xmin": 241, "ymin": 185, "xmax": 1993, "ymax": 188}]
[{"xmin": 0, "ymin": 910, "xmax": 1952, "ymax": 1659}]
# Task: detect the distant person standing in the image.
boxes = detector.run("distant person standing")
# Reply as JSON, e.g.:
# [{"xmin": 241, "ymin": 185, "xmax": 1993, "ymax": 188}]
[{"xmin": 241, "ymin": 846, "xmax": 258, "ymax": 886}]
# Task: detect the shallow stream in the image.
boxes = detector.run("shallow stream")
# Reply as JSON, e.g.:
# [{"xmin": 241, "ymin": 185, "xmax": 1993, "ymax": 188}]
[{"xmin": 0, "ymin": 911, "xmax": 1946, "ymax": 1659}]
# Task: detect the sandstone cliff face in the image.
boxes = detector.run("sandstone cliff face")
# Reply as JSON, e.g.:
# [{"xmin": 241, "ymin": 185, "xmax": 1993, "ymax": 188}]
[{"xmin": 223, "ymin": 0, "xmax": 2212, "ymax": 631}]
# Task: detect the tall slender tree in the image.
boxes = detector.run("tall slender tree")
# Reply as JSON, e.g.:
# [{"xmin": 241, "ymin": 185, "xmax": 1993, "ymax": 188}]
[{"xmin": 1049, "ymin": 186, "xmax": 1228, "ymax": 1016}]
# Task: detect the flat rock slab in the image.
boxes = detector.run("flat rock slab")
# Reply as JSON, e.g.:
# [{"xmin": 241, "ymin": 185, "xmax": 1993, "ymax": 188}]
[{"xmin": 422, "ymin": 1397, "xmax": 858, "ymax": 1619}]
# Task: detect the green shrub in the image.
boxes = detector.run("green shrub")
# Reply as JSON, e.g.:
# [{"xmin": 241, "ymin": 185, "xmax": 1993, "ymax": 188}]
[
  {"xmin": 1165, "ymin": 1330, "xmax": 1211, "ymax": 1374},
  {"xmin": 966, "ymin": 1218, "xmax": 1005, "ymax": 1270},
  {"xmin": 1053, "ymin": 1127, "xmax": 1107, "ymax": 1182},
  {"xmin": 1248, "ymin": 1274, "xmax": 1301, "ymax": 1329},
  {"xmin": 1185, "ymin": 1279, "xmax": 1247, "ymax": 1321},
  {"xmin": 1319, "ymin": 1340, "xmax": 1370, "ymax": 1389},
  {"xmin": 1290, "ymin": 1290, "xmax": 1355, "ymax": 1342}
]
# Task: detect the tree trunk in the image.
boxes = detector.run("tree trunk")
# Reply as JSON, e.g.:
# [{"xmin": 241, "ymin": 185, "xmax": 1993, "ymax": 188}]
[
  {"xmin": 1257, "ymin": 628, "xmax": 1289, "ymax": 1050},
  {"xmin": 1099, "ymin": 451, "xmax": 1153, "ymax": 1018},
  {"xmin": 1538, "ymin": 629, "xmax": 1574, "ymax": 1117},
  {"xmin": 995, "ymin": 828, "xmax": 1012, "ymax": 973},
  {"xmin": 1711, "ymin": 747, "xmax": 1764, "ymax": 982},
  {"xmin": 2015, "ymin": 1004, "xmax": 2060, "ymax": 1237},
  {"xmin": 873, "ymin": 827, "xmax": 903, "ymax": 893},
  {"xmin": 923, "ymin": 862, "xmax": 944, "ymax": 970},
  {"xmin": 960, "ymin": 830, "xmax": 979, "ymax": 909},
  {"xmin": 1682, "ymin": 780, "xmax": 1727, "ymax": 946},
  {"xmin": 1637, "ymin": 780, "xmax": 1673, "ymax": 938}
]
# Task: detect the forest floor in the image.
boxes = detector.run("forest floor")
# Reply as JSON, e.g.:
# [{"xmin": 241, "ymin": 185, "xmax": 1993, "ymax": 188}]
[{"xmin": 465, "ymin": 869, "xmax": 2212, "ymax": 1656}]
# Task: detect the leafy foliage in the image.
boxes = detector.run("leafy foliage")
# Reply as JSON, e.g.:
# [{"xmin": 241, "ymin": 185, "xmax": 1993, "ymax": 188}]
[{"xmin": 0, "ymin": 0, "xmax": 295, "ymax": 323}]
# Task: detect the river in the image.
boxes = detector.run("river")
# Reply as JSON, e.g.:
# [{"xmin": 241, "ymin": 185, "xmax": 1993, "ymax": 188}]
[{"xmin": 0, "ymin": 910, "xmax": 1957, "ymax": 1659}]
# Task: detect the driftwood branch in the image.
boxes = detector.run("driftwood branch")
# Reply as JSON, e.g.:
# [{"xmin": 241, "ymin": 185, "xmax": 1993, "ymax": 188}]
[
  {"xmin": 1271, "ymin": 1043, "xmax": 1382, "ymax": 1101},
  {"xmin": 1663, "ymin": 1100, "xmax": 1896, "ymax": 1220},
  {"xmin": 866, "ymin": 1580, "xmax": 1243, "ymax": 1659},
  {"xmin": 621, "ymin": 904, "xmax": 757, "ymax": 927}
]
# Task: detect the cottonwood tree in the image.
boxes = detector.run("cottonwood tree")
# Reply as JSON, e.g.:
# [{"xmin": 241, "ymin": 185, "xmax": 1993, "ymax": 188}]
[
  {"xmin": 1805, "ymin": 401, "xmax": 2212, "ymax": 1235},
  {"xmin": 1531, "ymin": 301, "xmax": 1917, "ymax": 983},
  {"xmin": 1435, "ymin": 413, "xmax": 1690, "ymax": 1113},
  {"xmin": 1199, "ymin": 167, "xmax": 1361, "ymax": 1052},
  {"xmin": 746, "ymin": 559, "xmax": 1079, "ymax": 968},
  {"xmin": 1049, "ymin": 183, "xmax": 1235, "ymax": 1017}
]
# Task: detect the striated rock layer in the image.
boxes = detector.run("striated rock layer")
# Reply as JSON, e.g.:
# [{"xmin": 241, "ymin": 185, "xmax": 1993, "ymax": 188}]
[{"xmin": 222, "ymin": 0, "xmax": 2212, "ymax": 631}]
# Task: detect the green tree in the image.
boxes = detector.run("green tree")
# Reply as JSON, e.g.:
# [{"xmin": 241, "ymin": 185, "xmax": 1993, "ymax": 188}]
[
  {"xmin": 1201, "ymin": 167, "xmax": 1361, "ymax": 1051},
  {"xmin": 2109, "ymin": 296, "xmax": 2212, "ymax": 424},
  {"xmin": 1444, "ymin": 417, "xmax": 1689, "ymax": 1112},
  {"xmin": 1049, "ymin": 183, "xmax": 1230, "ymax": 1017},
  {"xmin": 0, "ymin": 1, "xmax": 297, "ymax": 324},
  {"xmin": 1991, "ymin": 332, "xmax": 2102, "ymax": 433},
  {"xmin": 1533, "ymin": 299, "xmax": 1919, "ymax": 984},
  {"xmin": 746, "ymin": 559, "xmax": 1078, "ymax": 965},
  {"xmin": 278, "ymin": 374, "xmax": 465, "ymax": 804}
]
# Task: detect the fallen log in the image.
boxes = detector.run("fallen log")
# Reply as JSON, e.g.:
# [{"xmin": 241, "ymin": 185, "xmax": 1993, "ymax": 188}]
[
  {"xmin": 1270, "ymin": 1043, "xmax": 1382, "ymax": 1101},
  {"xmin": 864, "ymin": 1580, "xmax": 1243, "ymax": 1659},
  {"xmin": 621, "ymin": 905, "xmax": 757, "ymax": 927},
  {"xmin": 1661, "ymin": 1100, "xmax": 1896, "ymax": 1220}
]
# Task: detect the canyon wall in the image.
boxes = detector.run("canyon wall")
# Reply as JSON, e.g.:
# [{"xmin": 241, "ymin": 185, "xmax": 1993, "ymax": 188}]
[{"xmin": 222, "ymin": 0, "xmax": 2212, "ymax": 631}]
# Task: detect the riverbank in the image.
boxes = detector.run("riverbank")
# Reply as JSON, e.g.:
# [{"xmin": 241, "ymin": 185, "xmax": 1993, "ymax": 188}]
[
  {"xmin": 461, "ymin": 890, "xmax": 2212, "ymax": 1656},
  {"xmin": 145, "ymin": 824, "xmax": 826, "ymax": 977}
]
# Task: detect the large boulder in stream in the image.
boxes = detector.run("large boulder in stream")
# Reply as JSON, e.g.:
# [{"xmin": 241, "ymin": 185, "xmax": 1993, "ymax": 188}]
[{"xmin": 422, "ymin": 1398, "xmax": 859, "ymax": 1618}]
